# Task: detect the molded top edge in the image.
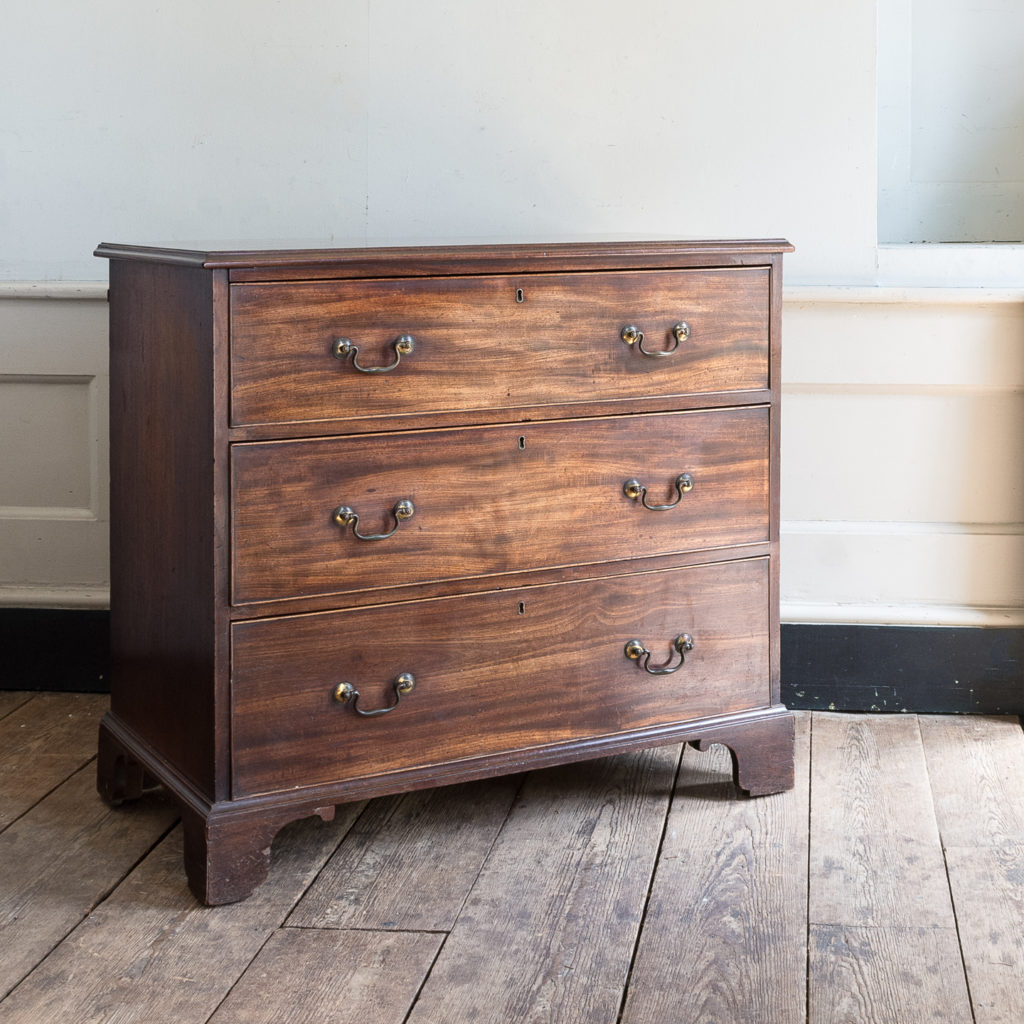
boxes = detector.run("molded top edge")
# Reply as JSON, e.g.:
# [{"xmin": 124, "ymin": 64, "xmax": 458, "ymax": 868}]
[{"xmin": 94, "ymin": 238, "xmax": 795, "ymax": 271}]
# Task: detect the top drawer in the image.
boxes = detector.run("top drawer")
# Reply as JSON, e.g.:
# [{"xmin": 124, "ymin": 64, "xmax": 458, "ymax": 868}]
[{"xmin": 229, "ymin": 267, "xmax": 769, "ymax": 427}]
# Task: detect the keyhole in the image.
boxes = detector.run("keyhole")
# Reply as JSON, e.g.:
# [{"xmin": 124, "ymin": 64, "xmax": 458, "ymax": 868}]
[
  {"xmin": 518, "ymin": 602, "xmax": 526, "ymax": 615},
  {"xmin": 515, "ymin": 288, "xmax": 525, "ymax": 303},
  {"xmin": 518, "ymin": 436, "xmax": 526, "ymax": 450}
]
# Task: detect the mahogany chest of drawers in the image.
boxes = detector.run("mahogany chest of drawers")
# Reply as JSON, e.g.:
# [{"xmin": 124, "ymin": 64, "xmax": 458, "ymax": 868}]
[{"xmin": 95, "ymin": 238, "xmax": 794, "ymax": 904}]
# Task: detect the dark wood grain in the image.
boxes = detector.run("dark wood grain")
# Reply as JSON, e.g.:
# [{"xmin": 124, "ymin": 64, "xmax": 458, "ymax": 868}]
[
  {"xmin": 95, "ymin": 237, "xmax": 794, "ymax": 275},
  {"xmin": 229, "ymin": 268, "xmax": 769, "ymax": 427},
  {"xmin": 230, "ymin": 558, "xmax": 771, "ymax": 797},
  {"xmin": 104, "ymin": 259, "xmax": 222, "ymax": 799},
  {"xmin": 97, "ymin": 239, "xmax": 789, "ymax": 903},
  {"xmin": 231, "ymin": 407, "xmax": 769, "ymax": 604}
]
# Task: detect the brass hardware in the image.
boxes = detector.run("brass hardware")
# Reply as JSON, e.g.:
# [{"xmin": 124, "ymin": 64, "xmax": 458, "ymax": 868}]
[
  {"xmin": 332, "ymin": 333, "xmax": 415, "ymax": 373},
  {"xmin": 332, "ymin": 498, "xmax": 415, "ymax": 541},
  {"xmin": 624, "ymin": 634, "xmax": 694, "ymax": 675},
  {"xmin": 333, "ymin": 672, "xmax": 415, "ymax": 717},
  {"xmin": 623, "ymin": 473, "xmax": 694, "ymax": 510},
  {"xmin": 620, "ymin": 322, "xmax": 688, "ymax": 357}
]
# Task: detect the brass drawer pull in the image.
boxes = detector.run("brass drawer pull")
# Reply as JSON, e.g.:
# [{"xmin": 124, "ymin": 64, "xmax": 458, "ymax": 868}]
[
  {"xmin": 620, "ymin": 321, "xmax": 689, "ymax": 357},
  {"xmin": 623, "ymin": 473, "xmax": 694, "ymax": 510},
  {"xmin": 334, "ymin": 672, "xmax": 415, "ymax": 717},
  {"xmin": 332, "ymin": 499, "xmax": 415, "ymax": 541},
  {"xmin": 624, "ymin": 634, "xmax": 694, "ymax": 675},
  {"xmin": 332, "ymin": 333, "xmax": 415, "ymax": 373}
]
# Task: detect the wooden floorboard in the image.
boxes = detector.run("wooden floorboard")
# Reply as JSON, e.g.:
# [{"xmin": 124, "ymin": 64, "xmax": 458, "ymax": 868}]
[
  {"xmin": 207, "ymin": 929, "xmax": 444, "ymax": 1024},
  {"xmin": 404, "ymin": 745, "xmax": 681, "ymax": 1024},
  {"xmin": 0, "ymin": 692, "xmax": 109, "ymax": 831},
  {"xmin": 922, "ymin": 714, "xmax": 1024, "ymax": 1023},
  {"xmin": 0, "ymin": 691, "xmax": 34, "ymax": 722},
  {"xmin": 807, "ymin": 713, "xmax": 973, "ymax": 1023},
  {"xmin": 619, "ymin": 712, "xmax": 811, "ymax": 1024},
  {"xmin": 288, "ymin": 775, "xmax": 522, "ymax": 932},
  {"xmin": 2, "ymin": 697, "xmax": 1023, "ymax": 1023},
  {"xmin": 0, "ymin": 764, "xmax": 178, "ymax": 1000},
  {"xmin": 0, "ymin": 812, "xmax": 363, "ymax": 1024}
]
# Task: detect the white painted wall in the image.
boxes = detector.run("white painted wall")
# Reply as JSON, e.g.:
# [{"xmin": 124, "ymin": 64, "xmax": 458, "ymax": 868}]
[
  {"xmin": 0, "ymin": 0, "xmax": 876, "ymax": 284},
  {"xmin": 3, "ymin": 1, "xmax": 1024, "ymax": 627}
]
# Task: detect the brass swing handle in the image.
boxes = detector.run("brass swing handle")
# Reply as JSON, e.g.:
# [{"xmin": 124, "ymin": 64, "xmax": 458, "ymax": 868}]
[
  {"xmin": 621, "ymin": 321, "xmax": 690, "ymax": 358},
  {"xmin": 332, "ymin": 333, "xmax": 415, "ymax": 373},
  {"xmin": 334, "ymin": 673, "xmax": 415, "ymax": 717},
  {"xmin": 623, "ymin": 473, "xmax": 694, "ymax": 511},
  {"xmin": 624, "ymin": 634, "xmax": 694, "ymax": 675},
  {"xmin": 332, "ymin": 499, "xmax": 415, "ymax": 541}
]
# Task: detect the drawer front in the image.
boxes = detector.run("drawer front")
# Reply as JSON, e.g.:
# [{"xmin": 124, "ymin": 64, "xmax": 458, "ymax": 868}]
[
  {"xmin": 231, "ymin": 407, "xmax": 769, "ymax": 604},
  {"xmin": 230, "ymin": 558, "xmax": 771, "ymax": 798},
  {"xmin": 229, "ymin": 268, "xmax": 769, "ymax": 427}
]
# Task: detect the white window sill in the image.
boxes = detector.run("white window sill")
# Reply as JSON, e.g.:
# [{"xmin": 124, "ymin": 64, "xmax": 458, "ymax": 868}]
[{"xmin": 877, "ymin": 243, "xmax": 1024, "ymax": 288}]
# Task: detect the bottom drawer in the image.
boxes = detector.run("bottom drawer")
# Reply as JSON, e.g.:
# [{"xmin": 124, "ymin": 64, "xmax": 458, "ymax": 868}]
[{"xmin": 230, "ymin": 558, "xmax": 771, "ymax": 798}]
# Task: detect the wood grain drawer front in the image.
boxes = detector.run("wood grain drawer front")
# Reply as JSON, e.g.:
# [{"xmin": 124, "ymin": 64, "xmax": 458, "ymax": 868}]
[
  {"xmin": 230, "ymin": 557, "xmax": 770, "ymax": 797},
  {"xmin": 231, "ymin": 407, "xmax": 769, "ymax": 605},
  {"xmin": 228, "ymin": 268, "xmax": 769, "ymax": 427}
]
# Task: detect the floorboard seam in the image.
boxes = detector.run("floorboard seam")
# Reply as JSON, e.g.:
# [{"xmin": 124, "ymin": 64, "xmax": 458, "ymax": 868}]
[
  {"xmin": 439, "ymin": 772, "xmax": 529, "ymax": 933},
  {"xmin": 399, "ymin": 926, "xmax": 453, "ymax": 1024},
  {"xmin": 613, "ymin": 743, "xmax": 687, "ymax": 1024},
  {"xmin": 0, "ymin": 754, "xmax": 99, "ymax": 840},
  {"xmin": 279, "ymin": 800, "xmax": 368, "ymax": 928},
  {"xmin": 283, "ymin": 924, "xmax": 452, "ymax": 936}
]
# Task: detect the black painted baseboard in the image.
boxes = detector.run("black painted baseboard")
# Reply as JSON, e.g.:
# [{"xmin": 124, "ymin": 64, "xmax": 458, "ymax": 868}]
[
  {"xmin": 2, "ymin": 610, "xmax": 1023, "ymax": 714},
  {"xmin": 1, "ymin": 609, "xmax": 110, "ymax": 693},
  {"xmin": 781, "ymin": 623, "xmax": 1024, "ymax": 715}
]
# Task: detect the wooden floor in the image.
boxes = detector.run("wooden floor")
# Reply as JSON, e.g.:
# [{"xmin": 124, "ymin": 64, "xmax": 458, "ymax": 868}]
[{"xmin": 2, "ymin": 694, "xmax": 1023, "ymax": 1023}]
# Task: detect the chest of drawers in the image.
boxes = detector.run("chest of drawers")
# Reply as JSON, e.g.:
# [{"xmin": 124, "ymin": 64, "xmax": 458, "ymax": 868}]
[{"xmin": 95, "ymin": 238, "xmax": 794, "ymax": 904}]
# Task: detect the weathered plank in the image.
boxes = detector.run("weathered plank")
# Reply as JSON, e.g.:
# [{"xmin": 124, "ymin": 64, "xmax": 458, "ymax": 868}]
[
  {"xmin": 922, "ymin": 715, "xmax": 1024, "ymax": 1022},
  {"xmin": 0, "ymin": 691, "xmax": 34, "ymax": 721},
  {"xmin": 0, "ymin": 692, "xmax": 108, "ymax": 831},
  {"xmin": 289, "ymin": 775, "xmax": 521, "ymax": 931},
  {"xmin": 0, "ymin": 763, "xmax": 179, "ymax": 1000},
  {"xmin": 809, "ymin": 713, "xmax": 952, "ymax": 928},
  {"xmin": 809, "ymin": 924, "xmax": 971, "ymax": 1024},
  {"xmin": 0, "ymin": 806, "xmax": 363, "ymax": 1024},
  {"xmin": 620, "ymin": 711, "xmax": 810, "ymax": 1024},
  {"xmin": 208, "ymin": 928, "xmax": 443, "ymax": 1024},
  {"xmin": 943, "ymin": 843, "xmax": 1024, "ymax": 1024},
  {"xmin": 919, "ymin": 714, "xmax": 1024, "ymax": 847},
  {"xmin": 405, "ymin": 745, "xmax": 681, "ymax": 1024},
  {"xmin": 807, "ymin": 714, "xmax": 972, "ymax": 1024}
]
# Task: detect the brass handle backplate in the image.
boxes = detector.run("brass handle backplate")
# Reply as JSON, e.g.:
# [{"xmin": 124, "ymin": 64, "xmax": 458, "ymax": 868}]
[
  {"xmin": 620, "ymin": 321, "xmax": 689, "ymax": 358},
  {"xmin": 332, "ymin": 499, "xmax": 414, "ymax": 541},
  {"xmin": 332, "ymin": 333, "xmax": 415, "ymax": 373},
  {"xmin": 624, "ymin": 634, "xmax": 694, "ymax": 675},
  {"xmin": 623, "ymin": 473, "xmax": 694, "ymax": 510},
  {"xmin": 334, "ymin": 672, "xmax": 415, "ymax": 717}
]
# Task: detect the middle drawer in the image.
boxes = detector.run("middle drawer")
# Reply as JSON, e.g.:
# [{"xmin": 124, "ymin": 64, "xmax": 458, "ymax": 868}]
[{"xmin": 231, "ymin": 407, "xmax": 769, "ymax": 604}]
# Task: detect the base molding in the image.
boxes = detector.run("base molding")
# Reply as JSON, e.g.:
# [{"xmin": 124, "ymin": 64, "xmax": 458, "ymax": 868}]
[{"xmin": 781, "ymin": 623, "xmax": 1024, "ymax": 714}]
